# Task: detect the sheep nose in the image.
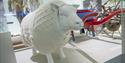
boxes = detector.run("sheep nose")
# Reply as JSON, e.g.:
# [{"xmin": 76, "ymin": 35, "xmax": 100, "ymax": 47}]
[{"xmin": 76, "ymin": 22, "xmax": 80, "ymax": 24}]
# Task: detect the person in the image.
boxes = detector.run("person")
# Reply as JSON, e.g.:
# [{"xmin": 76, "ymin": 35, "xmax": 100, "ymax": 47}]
[
  {"xmin": 25, "ymin": 7, "xmax": 30, "ymax": 15},
  {"xmin": 14, "ymin": 1, "xmax": 25, "ymax": 24}
]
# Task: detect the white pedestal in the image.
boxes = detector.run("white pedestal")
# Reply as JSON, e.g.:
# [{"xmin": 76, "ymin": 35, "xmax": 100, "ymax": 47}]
[
  {"xmin": 31, "ymin": 48, "xmax": 92, "ymax": 63},
  {"xmin": 0, "ymin": 32, "xmax": 17, "ymax": 63}
]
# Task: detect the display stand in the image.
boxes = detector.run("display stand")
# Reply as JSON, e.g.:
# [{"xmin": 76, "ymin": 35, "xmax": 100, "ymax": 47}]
[
  {"xmin": 31, "ymin": 48, "xmax": 92, "ymax": 63},
  {"xmin": 0, "ymin": 32, "xmax": 17, "ymax": 63}
]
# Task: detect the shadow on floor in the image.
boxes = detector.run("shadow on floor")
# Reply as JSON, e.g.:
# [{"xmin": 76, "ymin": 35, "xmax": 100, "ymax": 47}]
[
  {"xmin": 71, "ymin": 35, "xmax": 91, "ymax": 43},
  {"xmin": 105, "ymin": 54, "xmax": 122, "ymax": 63}
]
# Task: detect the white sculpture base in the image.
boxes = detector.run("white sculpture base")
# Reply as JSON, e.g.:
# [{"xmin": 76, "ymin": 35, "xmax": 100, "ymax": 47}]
[
  {"xmin": 31, "ymin": 48, "xmax": 92, "ymax": 63},
  {"xmin": 0, "ymin": 32, "xmax": 17, "ymax": 63}
]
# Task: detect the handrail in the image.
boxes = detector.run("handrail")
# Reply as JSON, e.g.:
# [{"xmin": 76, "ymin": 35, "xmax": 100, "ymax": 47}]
[{"xmin": 84, "ymin": 9, "xmax": 125, "ymax": 25}]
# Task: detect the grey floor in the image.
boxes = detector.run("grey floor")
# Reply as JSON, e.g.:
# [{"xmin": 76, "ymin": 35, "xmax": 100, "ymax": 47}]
[
  {"xmin": 105, "ymin": 54, "xmax": 122, "ymax": 63},
  {"xmin": 15, "ymin": 34, "xmax": 121, "ymax": 63}
]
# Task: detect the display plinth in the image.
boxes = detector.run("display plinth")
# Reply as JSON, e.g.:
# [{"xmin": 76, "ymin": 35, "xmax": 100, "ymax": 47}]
[
  {"xmin": 31, "ymin": 48, "xmax": 92, "ymax": 63},
  {"xmin": 0, "ymin": 32, "xmax": 17, "ymax": 63}
]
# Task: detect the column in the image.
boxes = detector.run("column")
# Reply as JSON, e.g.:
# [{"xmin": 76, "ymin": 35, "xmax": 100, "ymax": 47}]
[
  {"xmin": 3, "ymin": 0, "xmax": 9, "ymax": 13},
  {"xmin": 121, "ymin": 0, "xmax": 125, "ymax": 62},
  {"xmin": 0, "ymin": 1, "xmax": 8, "ymax": 32}
]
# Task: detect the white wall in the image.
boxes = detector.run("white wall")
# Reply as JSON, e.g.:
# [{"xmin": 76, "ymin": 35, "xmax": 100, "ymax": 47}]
[{"xmin": 62, "ymin": 0, "xmax": 83, "ymax": 9}]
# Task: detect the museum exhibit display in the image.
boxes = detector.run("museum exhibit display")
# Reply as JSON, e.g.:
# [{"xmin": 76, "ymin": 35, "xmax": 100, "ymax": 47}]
[
  {"xmin": 21, "ymin": 0, "xmax": 83, "ymax": 63},
  {"xmin": 0, "ymin": 0, "xmax": 125, "ymax": 63}
]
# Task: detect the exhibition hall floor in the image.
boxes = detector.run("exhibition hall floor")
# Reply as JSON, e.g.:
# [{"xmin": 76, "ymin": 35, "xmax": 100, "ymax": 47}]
[{"xmin": 15, "ymin": 34, "xmax": 121, "ymax": 63}]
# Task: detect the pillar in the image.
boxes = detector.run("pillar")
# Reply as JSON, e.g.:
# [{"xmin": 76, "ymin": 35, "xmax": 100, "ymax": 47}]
[
  {"xmin": 3, "ymin": 0, "xmax": 9, "ymax": 13},
  {"xmin": 121, "ymin": 0, "xmax": 125, "ymax": 62}
]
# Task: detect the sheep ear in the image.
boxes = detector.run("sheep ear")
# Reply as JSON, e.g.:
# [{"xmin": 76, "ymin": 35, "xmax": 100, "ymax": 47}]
[
  {"xmin": 51, "ymin": 3, "xmax": 59, "ymax": 9},
  {"xmin": 51, "ymin": 1, "xmax": 65, "ymax": 8}
]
